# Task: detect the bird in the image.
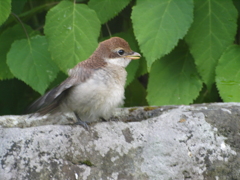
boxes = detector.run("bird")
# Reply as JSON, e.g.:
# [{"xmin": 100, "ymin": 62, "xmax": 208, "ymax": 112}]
[{"xmin": 26, "ymin": 37, "xmax": 141, "ymax": 129}]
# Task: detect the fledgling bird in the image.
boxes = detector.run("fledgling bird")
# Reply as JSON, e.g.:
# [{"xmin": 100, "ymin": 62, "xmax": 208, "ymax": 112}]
[{"xmin": 26, "ymin": 37, "xmax": 141, "ymax": 128}]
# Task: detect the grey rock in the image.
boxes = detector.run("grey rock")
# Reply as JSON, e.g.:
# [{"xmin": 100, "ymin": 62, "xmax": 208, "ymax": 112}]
[{"xmin": 0, "ymin": 103, "xmax": 240, "ymax": 180}]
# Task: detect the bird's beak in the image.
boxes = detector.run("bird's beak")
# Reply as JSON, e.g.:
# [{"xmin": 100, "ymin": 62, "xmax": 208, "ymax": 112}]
[{"xmin": 126, "ymin": 52, "xmax": 141, "ymax": 60}]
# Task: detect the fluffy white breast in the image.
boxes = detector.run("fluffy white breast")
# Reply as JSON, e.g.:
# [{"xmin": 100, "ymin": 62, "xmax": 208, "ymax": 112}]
[{"xmin": 64, "ymin": 64, "xmax": 127, "ymax": 122}]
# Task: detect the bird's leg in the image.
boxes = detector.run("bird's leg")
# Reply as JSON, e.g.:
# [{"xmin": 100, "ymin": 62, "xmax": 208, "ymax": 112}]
[{"xmin": 74, "ymin": 112, "xmax": 89, "ymax": 130}]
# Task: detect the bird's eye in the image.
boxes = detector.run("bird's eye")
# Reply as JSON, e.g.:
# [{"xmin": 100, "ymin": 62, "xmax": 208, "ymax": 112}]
[{"xmin": 117, "ymin": 49, "xmax": 125, "ymax": 56}]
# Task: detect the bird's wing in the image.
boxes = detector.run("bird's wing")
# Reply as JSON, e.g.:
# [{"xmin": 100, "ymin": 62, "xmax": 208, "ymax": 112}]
[{"xmin": 26, "ymin": 66, "xmax": 93, "ymax": 115}]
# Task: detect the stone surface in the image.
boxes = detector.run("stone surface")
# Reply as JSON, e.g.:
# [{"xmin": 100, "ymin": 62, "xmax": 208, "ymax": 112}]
[{"xmin": 0, "ymin": 103, "xmax": 240, "ymax": 180}]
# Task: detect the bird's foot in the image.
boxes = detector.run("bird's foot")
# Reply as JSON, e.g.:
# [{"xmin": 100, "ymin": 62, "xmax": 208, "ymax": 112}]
[
  {"xmin": 74, "ymin": 112, "xmax": 90, "ymax": 131},
  {"xmin": 75, "ymin": 120, "xmax": 90, "ymax": 131}
]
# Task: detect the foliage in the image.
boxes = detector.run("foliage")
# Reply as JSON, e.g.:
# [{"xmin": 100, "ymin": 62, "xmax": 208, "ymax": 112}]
[
  {"xmin": 45, "ymin": 1, "xmax": 101, "ymax": 72},
  {"xmin": 216, "ymin": 45, "xmax": 240, "ymax": 102},
  {"xmin": 7, "ymin": 35, "xmax": 59, "ymax": 94},
  {"xmin": 132, "ymin": 0, "xmax": 193, "ymax": 69},
  {"xmin": 0, "ymin": 0, "xmax": 240, "ymax": 115},
  {"xmin": 147, "ymin": 41, "xmax": 202, "ymax": 105},
  {"xmin": 185, "ymin": 0, "xmax": 237, "ymax": 89}
]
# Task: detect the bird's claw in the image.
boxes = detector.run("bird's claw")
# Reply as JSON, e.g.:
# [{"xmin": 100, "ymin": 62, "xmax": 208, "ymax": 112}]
[{"xmin": 74, "ymin": 112, "xmax": 90, "ymax": 131}]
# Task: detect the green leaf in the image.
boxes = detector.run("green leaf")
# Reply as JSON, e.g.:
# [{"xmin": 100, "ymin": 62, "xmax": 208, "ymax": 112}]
[
  {"xmin": 132, "ymin": 0, "xmax": 193, "ymax": 69},
  {"xmin": 11, "ymin": 0, "xmax": 27, "ymax": 15},
  {"xmin": 0, "ymin": 24, "xmax": 35, "ymax": 80},
  {"xmin": 88, "ymin": 0, "xmax": 131, "ymax": 24},
  {"xmin": 136, "ymin": 57, "xmax": 148, "ymax": 77},
  {"xmin": 216, "ymin": 45, "xmax": 240, "ymax": 102},
  {"xmin": 45, "ymin": 1, "xmax": 101, "ymax": 72},
  {"xmin": 185, "ymin": 0, "xmax": 238, "ymax": 88},
  {"xmin": 193, "ymin": 84, "xmax": 221, "ymax": 103},
  {"xmin": 125, "ymin": 79, "xmax": 148, "ymax": 107},
  {"xmin": 147, "ymin": 41, "xmax": 202, "ymax": 106},
  {"xmin": 0, "ymin": 0, "xmax": 11, "ymax": 26},
  {"xmin": 233, "ymin": 0, "xmax": 240, "ymax": 16},
  {"xmin": 7, "ymin": 35, "xmax": 59, "ymax": 95}
]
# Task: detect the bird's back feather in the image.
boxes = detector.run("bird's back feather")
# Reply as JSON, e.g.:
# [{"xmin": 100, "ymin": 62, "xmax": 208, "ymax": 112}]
[{"xmin": 25, "ymin": 65, "xmax": 94, "ymax": 115}]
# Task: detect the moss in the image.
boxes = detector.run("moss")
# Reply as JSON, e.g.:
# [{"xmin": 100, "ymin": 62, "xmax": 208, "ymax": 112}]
[
  {"xmin": 143, "ymin": 106, "xmax": 158, "ymax": 111},
  {"xmin": 81, "ymin": 160, "xmax": 94, "ymax": 167},
  {"xmin": 128, "ymin": 108, "xmax": 138, "ymax": 113}
]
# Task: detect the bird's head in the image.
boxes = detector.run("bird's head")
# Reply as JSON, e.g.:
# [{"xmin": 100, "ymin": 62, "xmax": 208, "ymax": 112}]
[{"xmin": 94, "ymin": 37, "xmax": 141, "ymax": 68}]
